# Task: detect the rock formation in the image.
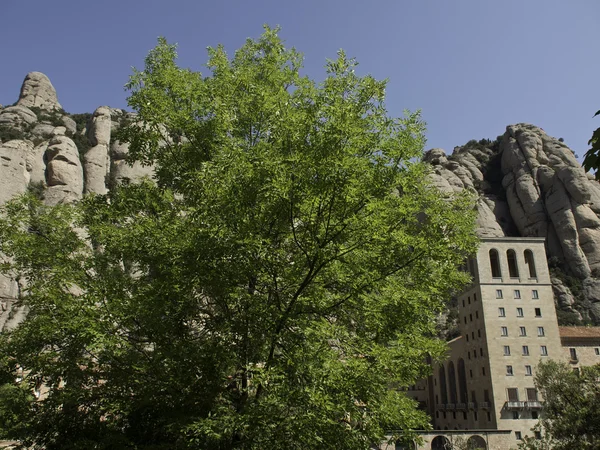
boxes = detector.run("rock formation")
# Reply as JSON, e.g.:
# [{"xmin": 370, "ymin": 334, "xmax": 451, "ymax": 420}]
[
  {"xmin": 0, "ymin": 72, "xmax": 599, "ymax": 329},
  {"xmin": 17, "ymin": 71, "xmax": 62, "ymax": 111},
  {"xmin": 427, "ymin": 125, "xmax": 600, "ymax": 323}
]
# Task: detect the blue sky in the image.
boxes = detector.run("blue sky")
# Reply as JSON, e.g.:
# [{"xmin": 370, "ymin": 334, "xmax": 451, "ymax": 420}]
[{"xmin": 0, "ymin": 0, "xmax": 598, "ymax": 157}]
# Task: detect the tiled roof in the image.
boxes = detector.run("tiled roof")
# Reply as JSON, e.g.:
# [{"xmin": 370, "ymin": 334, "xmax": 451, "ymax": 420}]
[{"xmin": 559, "ymin": 326, "xmax": 600, "ymax": 339}]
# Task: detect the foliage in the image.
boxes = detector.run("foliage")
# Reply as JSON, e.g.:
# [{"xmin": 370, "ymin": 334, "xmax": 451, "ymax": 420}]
[
  {"xmin": 68, "ymin": 113, "xmax": 92, "ymax": 156},
  {"xmin": 0, "ymin": 126, "xmax": 26, "ymax": 143},
  {"xmin": 583, "ymin": 109, "xmax": 600, "ymax": 178},
  {"xmin": 0, "ymin": 28, "xmax": 477, "ymax": 449},
  {"xmin": 26, "ymin": 181, "xmax": 45, "ymax": 201},
  {"xmin": 518, "ymin": 360, "xmax": 600, "ymax": 450},
  {"xmin": 29, "ymin": 107, "xmax": 65, "ymax": 127}
]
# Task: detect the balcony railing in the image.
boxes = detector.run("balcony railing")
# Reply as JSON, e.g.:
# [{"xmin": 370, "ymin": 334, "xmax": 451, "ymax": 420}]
[
  {"xmin": 456, "ymin": 403, "xmax": 467, "ymax": 410},
  {"xmin": 525, "ymin": 401, "xmax": 542, "ymax": 409},
  {"xmin": 479, "ymin": 402, "xmax": 490, "ymax": 409},
  {"xmin": 445, "ymin": 403, "xmax": 456, "ymax": 410},
  {"xmin": 467, "ymin": 402, "xmax": 476, "ymax": 410},
  {"xmin": 506, "ymin": 401, "xmax": 526, "ymax": 410}
]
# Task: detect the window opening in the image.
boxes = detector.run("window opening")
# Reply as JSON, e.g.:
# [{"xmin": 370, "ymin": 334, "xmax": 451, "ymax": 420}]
[
  {"xmin": 490, "ymin": 249, "xmax": 502, "ymax": 277},
  {"xmin": 524, "ymin": 250, "xmax": 537, "ymax": 278},
  {"xmin": 507, "ymin": 249, "xmax": 519, "ymax": 277}
]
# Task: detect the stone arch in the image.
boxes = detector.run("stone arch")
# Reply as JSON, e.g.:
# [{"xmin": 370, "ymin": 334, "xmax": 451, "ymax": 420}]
[
  {"xmin": 524, "ymin": 249, "xmax": 537, "ymax": 278},
  {"xmin": 467, "ymin": 435, "xmax": 487, "ymax": 449},
  {"xmin": 439, "ymin": 365, "xmax": 448, "ymax": 404},
  {"xmin": 507, "ymin": 249, "xmax": 519, "ymax": 278},
  {"xmin": 447, "ymin": 361, "xmax": 457, "ymax": 404},
  {"xmin": 431, "ymin": 435, "xmax": 451, "ymax": 450},
  {"xmin": 489, "ymin": 249, "xmax": 501, "ymax": 278},
  {"xmin": 457, "ymin": 358, "xmax": 468, "ymax": 403}
]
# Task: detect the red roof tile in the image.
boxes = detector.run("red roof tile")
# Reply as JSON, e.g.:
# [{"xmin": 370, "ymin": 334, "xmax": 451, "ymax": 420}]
[{"xmin": 559, "ymin": 326, "xmax": 600, "ymax": 339}]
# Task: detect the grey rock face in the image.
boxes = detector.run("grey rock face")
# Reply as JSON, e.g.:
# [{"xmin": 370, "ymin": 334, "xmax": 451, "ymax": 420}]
[
  {"xmin": 44, "ymin": 135, "xmax": 84, "ymax": 205},
  {"xmin": 83, "ymin": 106, "xmax": 111, "ymax": 195},
  {"xmin": 426, "ymin": 124, "xmax": 600, "ymax": 324},
  {"xmin": 110, "ymin": 139, "xmax": 154, "ymax": 185},
  {"xmin": 0, "ymin": 140, "xmax": 31, "ymax": 203},
  {"xmin": 17, "ymin": 71, "xmax": 62, "ymax": 111},
  {"xmin": 0, "ymin": 105, "xmax": 38, "ymax": 131}
]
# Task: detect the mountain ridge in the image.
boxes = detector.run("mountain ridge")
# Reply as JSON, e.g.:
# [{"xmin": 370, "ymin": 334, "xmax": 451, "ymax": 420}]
[{"xmin": 1, "ymin": 72, "xmax": 598, "ymax": 331}]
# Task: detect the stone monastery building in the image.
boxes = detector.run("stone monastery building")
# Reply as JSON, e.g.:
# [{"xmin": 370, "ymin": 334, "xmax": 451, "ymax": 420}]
[{"xmin": 385, "ymin": 237, "xmax": 600, "ymax": 450}]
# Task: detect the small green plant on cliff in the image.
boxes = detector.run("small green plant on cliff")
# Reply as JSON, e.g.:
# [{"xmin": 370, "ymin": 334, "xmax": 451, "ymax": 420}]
[
  {"xmin": 583, "ymin": 109, "xmax": 600, "ymax": 178},
  {"xmin": 0, "ymin": 126, "xmax": 25, "ymax": 143}
]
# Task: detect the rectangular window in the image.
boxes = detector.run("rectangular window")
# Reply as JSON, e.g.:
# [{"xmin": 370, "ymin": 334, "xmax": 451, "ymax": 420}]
[
  {"xmin": 470, "ymin": 313, "xmax": 473, "ymax": 322},
  {"xmin": 527, "ymin": 388, "xmax": 538, "ymax": 401},
  {"xmin": 514, "ymin": 290, "xmax": 521, "ymax": 299},
  {"xmin": 525, "ymin": 365, "xmax": 532, "ymax": 376},
  {"xmin": 506, "ymin": 365, "xmax": 513, "ymax": 375},
  {"xmin": 520, "ymin": 326, "xmax": 527, "ymax": 336},
  {"xmin": 466, "ymin": 335, "xmax": 469, "ymax": 342},
  {"xmin": 532, "ymin": 290, "xmax": 539, "ymax": 299},
  {"xmin": 462, "ymin": 299, "xmax": 465, "ymax": 307},
  {"xmin": 513, "ymin": 411, "xmax": 520, "ymax": 420},
  {"xmin": 470, "ymin": 369, "xmax": 473, "ymax": 378},
  {"xmin": 480, "ymin": 348, "xmax": 484, "ymax": 357},
  {"xmin": 595, "ymin": 348, "xmax": 600, "ymax": 356},
  {"xmin": 535, "ymin": 308, "xmax": 542, "ymax": 317},
  {"xmin": 541, "ymin": 345, "xmax": 548, "ymax": 356},
  {"xmin": 516, "ymin": 431, "xmax": 522, "ymax": 440},
  {"xmin": 517, "ymin": 307, "xmax": 524, "ymax": 317},
  {"xmin": 476, "ymin": 311, "xmax": 479, "ymax": 319},
  {"xmin": 538, "ymin": 326, "xmax": 545, "ymax": 337},
  {"xmin": 499, "ymin": 307, "xmax": 506, "ymax": 317},
  {"xmin": 484, "ymin": 390, "xmax": 490, "ymax": 402},
  {"xmin": 474, "ymin": 293, "xmax": 477, "ymax": 302},
  {"xmin": 522, "ymin": 345, "xmax": 529, "ymax": 356},
  {"xmin": 464, "ymin": 316, "xmax": 467, "ymax": 324},
  {"xmin": 507, "ymin": 387, "xmax": 519, "ymax": 401},
  {"xmin": 504, "ymin": 345, "xmax": 511, "ymax": 356},
  {"xmin": 478, "ymin": 329, "xmax": 481, "ymax": 338},
  {"xmin": 501, "ymin": 326, "xmax": 508, "ymax": 336},
  {"xmin": 570, "ymin": 348, "xmax": 578, "ymax": 361},
  {"xmin": 482, "ymin": 367, "xmax": 486, "ymax": 376},
  {"xmin": 496, "ymin": 289, "xmax": 503, "ymax": 299}
]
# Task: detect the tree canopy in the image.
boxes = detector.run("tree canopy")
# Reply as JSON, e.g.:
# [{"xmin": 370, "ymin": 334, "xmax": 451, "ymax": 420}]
[
  {"xmin": 0, "ymin": 27, "xmax": 477, "ymax": 449},
  {"xmin": 519, "ymin": 360, "xmax": 600, "ymax": 450}
]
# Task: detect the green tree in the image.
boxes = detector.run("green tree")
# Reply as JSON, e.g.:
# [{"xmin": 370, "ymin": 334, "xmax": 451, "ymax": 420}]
[
  {"xmin": 582, "ymin": 109, "xmax": 600, "ymax": 177},
  {"xmin": 519, "ymin": 360, "xmax": 600, "ymax": 450},
  {"xmin": 0, "ymin": 28, "xmax": 477, "ymax": 449}
]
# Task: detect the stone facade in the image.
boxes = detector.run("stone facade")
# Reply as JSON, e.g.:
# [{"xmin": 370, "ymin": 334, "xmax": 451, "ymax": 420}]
[{"xmin": 399, "ymin": 237, "xmax": 600, "ymax": 450}]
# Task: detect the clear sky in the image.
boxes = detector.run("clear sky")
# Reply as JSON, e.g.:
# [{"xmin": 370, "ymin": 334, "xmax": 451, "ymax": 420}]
[{"xmin": 1, "ymin": 0, "xmax": 598, "ymax": 156}]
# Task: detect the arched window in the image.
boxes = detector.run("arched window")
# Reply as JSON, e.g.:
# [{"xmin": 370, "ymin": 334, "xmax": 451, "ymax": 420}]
[
  {"xmin": 489, "ymin": 249, "xmax": 501, "ymax": 278},
  {"xmin": 431, "ymin": 436, "xmax": 451, "ymax": 450},
  {"xmin": 439, "ymin": 365, "xmax": 448, "ymax": 404},
  {"xmin": 467, "ymin": 435, "xmax": 487, "ymax": 450},
  {"xmin": 447, "ymin": 361, "xmax": 458, "ymax": 404},
  {"xmin": 507, "ymin": 249, "xmax": 519, "ymax": 278},
  {"xmin": 457, "ymin": 359, "xmax": 468, "ymax": 403},
  {"xmin": 524, "ymin": 250, "xmax": 537, "ymax": 278}
]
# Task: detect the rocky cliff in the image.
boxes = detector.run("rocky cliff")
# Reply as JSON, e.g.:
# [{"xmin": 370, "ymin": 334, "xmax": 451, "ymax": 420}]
[{"xmin": 0, "ymin": 72, "xmax": 599, "ymax": 330}]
